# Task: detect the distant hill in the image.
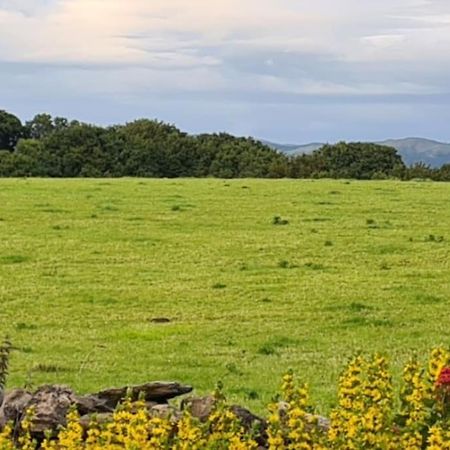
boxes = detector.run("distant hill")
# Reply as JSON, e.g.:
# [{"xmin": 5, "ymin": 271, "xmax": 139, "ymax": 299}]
[
  {"xmin": 377, "ymin": 138, "xmax": 450, "ymax": 167},
  {"xmin": 264, "ymin": 138, "xmax": 450, "ymax": 167},
  {"xmin": 262, "ymin": 141, "xmax": 323, "ymax": 156}
]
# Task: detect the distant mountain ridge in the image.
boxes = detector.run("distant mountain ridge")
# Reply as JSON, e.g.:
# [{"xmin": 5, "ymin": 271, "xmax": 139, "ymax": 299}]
[{"xmin": 262, "ymin": 137, "xmax": 450, "ymax": 167}]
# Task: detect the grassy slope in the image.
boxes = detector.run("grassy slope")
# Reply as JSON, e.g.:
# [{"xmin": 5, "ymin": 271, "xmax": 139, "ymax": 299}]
[{"xmin": 0, "ymin": 178, "xmax": 449, "ymax": 413}]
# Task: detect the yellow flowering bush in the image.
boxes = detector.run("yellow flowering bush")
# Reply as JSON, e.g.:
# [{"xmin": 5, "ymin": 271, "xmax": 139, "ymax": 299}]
[{"xmin": 0, "ymin": 348, "xmax": 449, "ymax": 448}]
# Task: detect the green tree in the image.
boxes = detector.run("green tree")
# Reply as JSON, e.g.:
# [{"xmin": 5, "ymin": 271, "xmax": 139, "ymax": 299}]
[
  {"xmin": 25, "ymin": 113, "xmax": 55, "ymax": 139},
  {"xmin": 0, "ymin": 110, "xmax": 23, "ymax": 151},
  {"xmin": 298, "ymin": 142, "xmax": 406, "ymax": 179}
]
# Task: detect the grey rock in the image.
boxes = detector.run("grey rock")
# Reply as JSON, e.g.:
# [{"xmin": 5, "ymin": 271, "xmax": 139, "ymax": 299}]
[
  {"xmin": 0, "ymin": 381, "xmax": 192, "ymax": 439},
  {"xmin": 150, "ymin": 404, "xmax": 181, "ymax": 421},
  {"xmin": 181, "ymin": 395, "xmax": 216, "ymax": 421},
  {"xmin": 28, "ymin": 385, "xmax": 77, "ymax": 434},
  {"xmin": 77, "ymin": 382, "xmax": 193, "ymax": 414},
  {"xmin": 0, "ymin": 388, "xmax": 33, "ymax": 429},
  {"xmin": 230, "ymin": 405, "xmax": 268, "ymax": 446}
]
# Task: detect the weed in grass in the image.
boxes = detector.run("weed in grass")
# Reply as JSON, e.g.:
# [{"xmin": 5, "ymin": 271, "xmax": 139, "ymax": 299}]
[
  {"xmin": 342, "ymin": 317, "xmax": 394, "ymax": 328},
  {"xmin": 258, "ymin": 336, "xmax": 295, "ymax": 356},
  {"xmin": 425, "ymin": 234, "xmax": 445, "ymax": 243},
  {"xmin": 270, "ymin": 336, "xmax": 296, "ymax": 347},
  {"xmin": 414, "ymin": 293, "xmax": 444, "ymax": 305},
  {"xmin": 18, "ymin": 346, "xmax": 33, "ymax": 354},
  {"xmin": 212, "ymin": 283, "xmax": 227, "ymax": 289},
  {"xmin": 244, "ymin": 389, "xmax": 259, "ymax": 400},
  {"xmin": 257, "ymin": 344, "xmax": 277, "ymax": 355},
  {"xmin": 348, "ymin": 302, "xmax": 373, "ymax": 312},
  {"xmin": 277, "ymin": 260, "xmax": 291, "ymax": 269},
  {"xmin": 15, "ymin": 323, "xmax": 38, "ymax": 331},
  {"xmin": 225, "ymin": 362, "xmax": 243, "ymax": 376},
  {"xmin": 100, "ymin": 205, "xmax": 119, "ymax": 212},
  {"xmin": 32, "ymin": 363, "xmax": 69, "ymax": 373},
  {"xmin": 304, "ymin": 262, "xmax": 325, "ymax": 270},
  {"xmin": 171, "ymin": 205, "xmax": 182, "ymax": 211},
  {"xmin": 41, "ymin": 208, "xmax": 67, "ymax": 213},
  {"xmin": 324, "ymin": 240, "xmax": 333, "ymax": 247},
  {"xmin": 272, "ymin": 216, "xmax": 289, "ymax": 225},
  {"xmin": 380, "ymin": 262, "xmax": 390, "ymax": 270},
  {"xmin": 0, "ymin": 255, "xmax": 29, "ymax": 264},
  {"xmin": 232, "ymin": 387, "xmax": 260, "ymax": 400},
  {"xmin": 51, "ymin": 224, "xmax": 70, "ymax": 231},
  {"xmin": 150, "ymin": 317, "xmax": 171, "ymax": 324}
]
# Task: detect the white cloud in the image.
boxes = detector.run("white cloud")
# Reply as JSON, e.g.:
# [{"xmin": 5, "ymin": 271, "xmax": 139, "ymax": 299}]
[{"xmin": 1, "ymin": 0, "xmax": 450, "ymax": 99}]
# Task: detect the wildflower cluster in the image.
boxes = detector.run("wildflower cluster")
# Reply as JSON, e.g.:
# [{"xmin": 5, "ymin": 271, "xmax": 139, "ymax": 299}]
[
  {"xmin": 267, "ymin": 369, "xmax": 315, "ymax": 449},
  {"xmin": 326, "ymin": 348, "xmax": 450, "ymax": 449},
  {"xmin": 0, "ymin": 348, "xmax": 449, "ymax": 449},
  {"xmin": 328, "ymin": 354, "xmax": 394, "ymax": 449}
]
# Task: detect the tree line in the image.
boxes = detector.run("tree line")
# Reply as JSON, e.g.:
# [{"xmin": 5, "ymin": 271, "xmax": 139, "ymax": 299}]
[{"xmin": 1, "ymin": 109, "xmax": 450, "ymax": 180}]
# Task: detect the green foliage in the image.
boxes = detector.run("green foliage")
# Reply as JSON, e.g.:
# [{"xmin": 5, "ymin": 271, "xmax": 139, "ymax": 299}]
[
  {"xmin": 290, "ymin": 141, "xmax": 406, "ymax": 179},
  {"xmin": 0, "ymin": 112, "xmax": 290, "ymax": 179},
  {"xmin": 0, "ymin": 110, "xmax": 23, "ymax": 151},
  {"xmin": 4, "ymin": 109, "xmax": 450, "ymax": 179}
]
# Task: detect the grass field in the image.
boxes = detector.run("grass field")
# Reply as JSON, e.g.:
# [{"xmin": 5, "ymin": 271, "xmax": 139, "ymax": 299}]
[{"xmin": 1, "ymin": 178, "xmax": 450, "ymax": 413}]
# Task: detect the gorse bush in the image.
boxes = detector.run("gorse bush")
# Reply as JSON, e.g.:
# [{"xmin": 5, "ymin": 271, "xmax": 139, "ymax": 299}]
[{"xmin": 1, "ymin": 348, "xmax": 450, "ymax": 448}]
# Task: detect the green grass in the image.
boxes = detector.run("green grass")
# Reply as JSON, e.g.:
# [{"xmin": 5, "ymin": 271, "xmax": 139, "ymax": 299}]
[{"xmin": 1, "ymin": 178, "xmax": 450, "ymax": 413}]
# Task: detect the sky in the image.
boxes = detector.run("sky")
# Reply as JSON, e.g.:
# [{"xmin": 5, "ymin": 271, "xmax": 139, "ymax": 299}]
[{"xmin": 1, "ymin": 0, "xmax": 450, "ymax": 143}]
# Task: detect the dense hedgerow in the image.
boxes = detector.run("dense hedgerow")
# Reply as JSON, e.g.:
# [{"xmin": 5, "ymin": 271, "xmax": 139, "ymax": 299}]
[
  {"xmin": 0, "ymin": 109, "xmax": 429, "ymax": 180},
  {"xmin": 1, "ymin": 348, "xmax": 449, "ymax": 449}
]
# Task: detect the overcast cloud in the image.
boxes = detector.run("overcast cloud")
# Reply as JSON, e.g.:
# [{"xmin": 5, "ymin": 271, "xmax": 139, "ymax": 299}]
[{"xmin": 1, "ymin": 0, "xmax": 450, "ymax": 142}]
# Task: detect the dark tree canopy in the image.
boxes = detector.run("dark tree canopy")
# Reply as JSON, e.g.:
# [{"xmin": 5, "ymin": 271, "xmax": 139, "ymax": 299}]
[
  {"xmin": 0, "ymin": 110, "xmax": 23, "ymax": 151},
  {"xmin": 313, "ymin": 142, "xmax": 405, "ymax": 179},
  {"xmin": 1, "ymin": 109, "xmax": 449, "ymax": 180}
]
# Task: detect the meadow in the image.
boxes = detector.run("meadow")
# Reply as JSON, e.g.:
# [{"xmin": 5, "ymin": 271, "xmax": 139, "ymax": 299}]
[{"xmin": 0, "ymin": 178, "xmax": 449, "ymax": 414}]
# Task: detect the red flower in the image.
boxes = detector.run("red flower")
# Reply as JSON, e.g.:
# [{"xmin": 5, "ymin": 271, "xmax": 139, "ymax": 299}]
[{"xmin": 436, "ymin": 367, "xmax": 450, "ymax": 387}]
